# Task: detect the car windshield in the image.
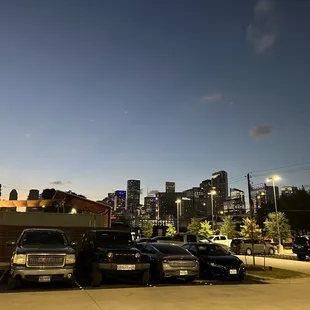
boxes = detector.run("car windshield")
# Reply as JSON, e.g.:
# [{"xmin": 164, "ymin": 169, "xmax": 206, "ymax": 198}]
[
  {"xmin": 153, "ymin": 244, "xmax": 190, "ymax": 255},
  {"xmin": 21, "ymin": 231, "xmax": 67, "ymax": 245},
  {"xmin": 95, "ymin": 231, "xmax": 132, "ymax": 246},
  {"xmin": 197, "ymin": 244, "xmax": 228, "ymax": 256}
]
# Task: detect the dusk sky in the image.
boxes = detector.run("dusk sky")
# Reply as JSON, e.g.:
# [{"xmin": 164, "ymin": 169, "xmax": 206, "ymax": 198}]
[{"xmin": 1, "ymin": 0, "xmax": 310, "ymax": 200}]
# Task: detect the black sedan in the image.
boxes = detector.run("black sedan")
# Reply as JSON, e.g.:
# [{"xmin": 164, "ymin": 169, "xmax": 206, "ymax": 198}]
[
  {"xmin": 182, "ymin": 243, "xmax": 245, "ymax": 281},
  {"xmin": 137, "ymin": 243, "xmax": 199, "ymax": 283}
]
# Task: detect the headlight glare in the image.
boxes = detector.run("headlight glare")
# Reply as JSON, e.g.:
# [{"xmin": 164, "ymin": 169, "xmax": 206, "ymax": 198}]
[
  {"xmin": 13, "ymin": 254, "xmax": 26, "ymax": 265},
  {"xmin": 107, "ymin": 252, "xmax": 114, "ymax": 258},
  {"xmin": 66, "ymin": 254, "xmax": 76, "ymax": 264},
  {"xmin": 135, "ymin": 252, "xmax": 141, "ymax": 259}
]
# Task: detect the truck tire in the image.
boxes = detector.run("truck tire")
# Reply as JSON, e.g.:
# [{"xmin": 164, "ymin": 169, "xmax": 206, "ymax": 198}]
[
  {"xmin": 139, "ymin": 269, "xmax": 150, "ymax": 286},
  {"xmin": 66, "ymin": 275, "xmax": 76, "ymax": 288},
  {"xmin": 90, "ymin": 265, "xmax": 102, "ymax": 287},
  {"xmin": 7, "ymin": 275, "xmax": 22, "ymax": 290},
  {"xmin": 297, "ymin": 254, "xmax": 306, "ymax": 261}
]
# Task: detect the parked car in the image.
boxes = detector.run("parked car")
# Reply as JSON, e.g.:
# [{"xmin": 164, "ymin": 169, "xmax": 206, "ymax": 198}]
[
  {"xmin": 151, "ymin": 234, "xmax": 229, "ymax": 251},
  {"xmin": 183, "ymin": 243, "xmax": 245, "ymax": 280},
  {"xmin": 136, "ymin": 238, "xmax": 156, "ymax": 244},
  {"xmin": 292, "ymin": 236, "xmax": 310, "ymax": 261},
  {"xmin": 76, "ymin": 230, "xmax": 150, "ymax": 287},
  {"xmin": 137, "ymin": 243, "xmax": 199, "ymax": 283},
  {"xmin": 230, "ymin": 238, "xmax": 275, "ymax": 255},
  {"xmin": 209, "ymin": 235, "xmax": 232, "ymax": 248},
  {"xmin": 7, "ymin": 228, "xmax": 76, "ymax": 289}
]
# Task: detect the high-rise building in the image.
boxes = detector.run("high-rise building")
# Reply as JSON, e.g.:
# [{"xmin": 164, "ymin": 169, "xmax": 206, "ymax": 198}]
[
  {"xmin": 156, "ymin": 192, "xmax": 182, "ymax": 220},
  {"xmin": 250, "ymin": 183, "xmax": 279, "ymax": 212},
  {"xmin": 212, "ymin": 171, "xmax": 228, "ymax": 214},
  {"xmin": 114, "ymin": 190, "xmax": 126, "ymax": 215},
  {"xmin": 223, "ymin": 188, "xmax": 246, "ymax": 215},
  {"xmin": 144, "ymin": 196, "xmax": 157, "ymax": 219},
  {"xmin": 126, "ymin": 179, "xmax": 141, "ymax": 215},
  {"xmin": 165, "ymin": 182, "xmax": 175, "ymax": 194}
]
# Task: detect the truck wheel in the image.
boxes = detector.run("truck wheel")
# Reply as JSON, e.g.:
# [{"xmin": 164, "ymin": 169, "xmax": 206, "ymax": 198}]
[
  {"xmin": 90, "ymin": 265, "xmax": 102, "ymax": 287},
  {"xmin": 139, "ymin": 269, "xmax": 150, "ymax": 286},
  {"xmin": 66, "ymin": 276, "xmax": 76, "ymax": 288},
  {"xmin": 246, "ymin": 248, "xmax": 252, "ymax": 256},
  {"xmin": 297, "ymin": 254, "xmax": 306, "ymax": 261},
  {"xmin": 7, "ymin": 275, "xmax": 22, "ymax": 290}
]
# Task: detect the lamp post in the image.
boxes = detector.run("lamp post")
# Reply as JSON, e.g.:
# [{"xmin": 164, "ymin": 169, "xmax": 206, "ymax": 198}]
[
  {"xmin": 208, "ymin": 190, "xmax": 216, "ymax": 230},
  {"xmin": 266, "ymin": 175, "xmax": 283, "ymax": 254},
  {"xmin": 175, "ymin": 199, "xmax": 181, "ymax": 233}
]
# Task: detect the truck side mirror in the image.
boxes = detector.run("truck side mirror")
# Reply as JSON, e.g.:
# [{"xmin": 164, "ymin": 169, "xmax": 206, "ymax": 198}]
[{"xmin": 6, "ymin": 241, "xmax": 16, "ymax": 246}]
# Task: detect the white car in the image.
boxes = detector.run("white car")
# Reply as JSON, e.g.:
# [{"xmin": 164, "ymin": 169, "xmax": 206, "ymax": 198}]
[{"xmin": 209, "ymin": 235, "xmax": 232, "ymax": 248}]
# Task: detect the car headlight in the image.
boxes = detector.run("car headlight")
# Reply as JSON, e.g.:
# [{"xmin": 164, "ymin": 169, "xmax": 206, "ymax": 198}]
[
  {"xmin": 13, "ymin": 254, "xmax": 26, "ymax": 265},
  {"xmin": 66, "ymin": 254, "xmax": 76, "ymax": 264},
  {"xmin": 135, "ymin": 252, "xmax": 141, "ymax": 259},
  {"xmin": 209, "ymin": 262, "xmax": 222, "ymax": 268},
  {"xmin": 107, "ymin": 252, "xmax": 114, "ymax": 258}
]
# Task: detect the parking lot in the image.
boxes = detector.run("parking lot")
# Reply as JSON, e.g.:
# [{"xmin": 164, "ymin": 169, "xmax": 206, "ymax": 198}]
[{"xmin": 1, "ymin": 277, "xmax": 310, "ymax": 310}]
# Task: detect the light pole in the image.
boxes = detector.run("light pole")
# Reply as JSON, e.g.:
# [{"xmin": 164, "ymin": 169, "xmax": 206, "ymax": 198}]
[
  {"xmin": 266, "ymin": 175, "xmax": 283, "ymax": 254},
  {"xmin": 175, "ymin": 199, "xmax": 181, "ymax": 233},
  {"xmin": 208, "ymin": 190, "xmax": 216, "ymax": 230}
]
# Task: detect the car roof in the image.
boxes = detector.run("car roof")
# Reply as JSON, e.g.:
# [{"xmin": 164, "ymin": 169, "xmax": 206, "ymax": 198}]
[{"xmin": 23, "ymin": 228, "xmax": 64, "ymax": 233}]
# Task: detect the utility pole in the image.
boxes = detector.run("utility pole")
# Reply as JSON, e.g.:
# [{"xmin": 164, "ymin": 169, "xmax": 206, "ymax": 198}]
[{"xmin": 247, "ymin": 173, "xmax": 254, "ymax": 218}]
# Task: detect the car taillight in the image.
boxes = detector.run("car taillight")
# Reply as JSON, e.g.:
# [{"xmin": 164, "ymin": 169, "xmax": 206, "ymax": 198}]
[{"xmin": 306, "ymin": 241, "xmax": 310, "ymax": 247}]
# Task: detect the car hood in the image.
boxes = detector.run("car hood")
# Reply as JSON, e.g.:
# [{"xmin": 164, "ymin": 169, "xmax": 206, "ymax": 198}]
[
  {"xmin": 16, "ymin": 244, "xmax": 75, "ymax": 255},
  {"xmin": 200, "ymin": 255, "xmax": 242, "ymax": 266}
]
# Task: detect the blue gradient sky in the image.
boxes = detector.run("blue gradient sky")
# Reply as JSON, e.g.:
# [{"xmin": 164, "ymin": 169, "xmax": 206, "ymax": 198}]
[{"xmin": 1, "ymin": 0, "xmax": 310, "ymax": 200}]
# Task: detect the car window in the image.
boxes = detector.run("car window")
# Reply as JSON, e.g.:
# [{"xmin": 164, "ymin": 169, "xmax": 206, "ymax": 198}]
[
  {"xmin": 145, "ymin": 245, "xmax": 156, "ymax": 254},
  {"xmin": 187, "ymin": 235, "xmax": 197, "ymax": 243},
  {"xmin": 21, "ymin": 230, "xmax": 67, "ymax": 245},
  {"xmin": 220, "ymin": 236, "xmax": 226, "ymax": 240},
  {"xmin": 197, "ymin": 244, "xmax": 227, "ymax": 256},
  {"xmin": 294, "ymin": 237, "xmax": 308, "ymax": 245},
  {"xmin": 153, "ymin": 244, "xmax": 190, "ymax": 255},
  {"xmin": 214, "ymin": 237, "xmax": 219, "ymax": 241},
  {"xmin": 183, "ymin": 244, "xmax": 190, "ymax": 250},
  {"xmin": 189, "ymin": 245, "xmax": 198, "ymax": 254}
]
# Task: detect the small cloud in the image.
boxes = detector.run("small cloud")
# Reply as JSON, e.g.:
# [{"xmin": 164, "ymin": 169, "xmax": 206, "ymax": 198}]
[
  {"xmin": 250, "ymin": 126, "xmax": 273, "ymax": 139},
  {"xmin": 246, "ymin": 0, "xmax": 278, "ymax": 55},
  {"xmin": 201, "ymin": 93, "xmax": 222, "ymax": 103},
  {"xmin": 90, "ymin": 119, "xmax": 95, "ymax": 122},
  {"xmin": 49, "ymin": 180, "xmax": 71, "ymax": 185},
  {"xmin": 25, "ymin": 133, "xmax": 31, "ymax": 138}
]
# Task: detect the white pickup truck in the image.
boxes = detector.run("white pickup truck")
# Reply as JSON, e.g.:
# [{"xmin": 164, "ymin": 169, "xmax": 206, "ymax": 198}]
[{"xmin": 209, "ymin": 235, "xmax": 232, "ymax": 248}]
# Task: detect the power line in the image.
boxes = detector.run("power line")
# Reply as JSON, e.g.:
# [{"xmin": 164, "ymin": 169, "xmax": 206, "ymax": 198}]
[{"xmin": 251, "ymin": 161, "xmax": 310, "ymax": 175}]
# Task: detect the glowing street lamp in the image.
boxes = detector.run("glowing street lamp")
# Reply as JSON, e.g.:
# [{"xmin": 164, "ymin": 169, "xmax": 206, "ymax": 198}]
[
  {"xmin": 266, "ymin": 175, "xmax": 283, "ymax": 254},
  {"xmin": 175, "ymin": 199, "xmax": 181, "ymax": 233},
  {"xmin": 208, "ymin": 190, "xmax": 216, "ymax": 230}
]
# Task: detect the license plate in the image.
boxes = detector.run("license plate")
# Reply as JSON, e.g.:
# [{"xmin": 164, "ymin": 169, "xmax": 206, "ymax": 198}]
[
  {"xmin": 39, "ymin": 276, "xmax": 51, "ymax": 282},
  {"xmin": 180, "ymin": 270, "xmax": 188, "ymax": 276},
  {"xmin": 117, "ymin": 264, "xmax": 135, "ymax": 271},
  {"xmin": 229, "ymin": 269, "xmax": 237, "ymax": 275}
]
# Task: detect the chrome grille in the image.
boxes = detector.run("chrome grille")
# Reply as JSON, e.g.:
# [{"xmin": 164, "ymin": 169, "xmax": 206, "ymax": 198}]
[
  {"xmin": 26, "ymin": 254, "xmax": 65, "ymax": 268},
  {"xmin": 168, "ymin": 260, "xmax": 196, "ymax": 267},
  {"xmin": 113, "ymin": 253, "xmax": 137, "ymax": 264}
]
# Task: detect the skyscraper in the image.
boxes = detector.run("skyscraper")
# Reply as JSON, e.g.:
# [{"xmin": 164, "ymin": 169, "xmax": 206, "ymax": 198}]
[
  {"xmin": 126, "ymin": 180, "xmax": 140, "ymax": 215},
  {"xmin": 212, "ymin": 170, "xmax": 228, "ymax": 214},
  {"xmin": 165, "ymin": 182, "xmax": 175, "ymax": 193},
  {"xmin": 114, "ymin": 190, "xmax": 126, "ymax": 215}
]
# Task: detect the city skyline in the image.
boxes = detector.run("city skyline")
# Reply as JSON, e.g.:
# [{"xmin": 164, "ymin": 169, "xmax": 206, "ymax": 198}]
[{"xmin": 1, "ymin": 0, "xmax": 310, "ymax": 200}]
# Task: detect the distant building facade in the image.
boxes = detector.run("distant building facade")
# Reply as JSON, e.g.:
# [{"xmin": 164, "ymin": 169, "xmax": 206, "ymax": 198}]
[
  {"xmin": 126, "ymin": 179, "xmax": 141, "ymax": 216},
  {"xmin": 251, "ymin": 183, "xmax": 279, "ymax": 212},
  {"xmin": 212, "ymin": 171, "xmax": 228, "ymax": 214},
  {"xmin": 114, "ymin": 190, "xmax": 126, "ymax": 216},
  {"xmin": 144, "ymin": 196, "xmax": 157, "ymax": 220},
  {"xmin": 281, "ymin": 186, "xmax": 297, "ymax": 196},
  {"xmin": 223, "ymin": 188, "xmax": 246, "ymax": 215},
  {"xmin": 165, "ymin": 182, "xmax": 176, "ymax": 194}
]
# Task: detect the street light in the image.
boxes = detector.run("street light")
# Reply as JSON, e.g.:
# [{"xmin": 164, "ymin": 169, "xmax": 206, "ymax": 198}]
[
  {"xmin": 175, "ymin": 199, "xmax": 181, "ymax": 233},
  {"xmin": 208, "ymin": 190, "xmax": 216, "ymax": 230},
  {"xmin": 266, "ymin": 175, "xmax": 283, "ymax": 254}
]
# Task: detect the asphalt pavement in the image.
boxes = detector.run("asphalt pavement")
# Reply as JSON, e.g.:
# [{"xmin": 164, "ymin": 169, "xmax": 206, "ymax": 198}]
[{"xmin": 238, "ymin": 255, "xmax": 310, "ymax": 274}]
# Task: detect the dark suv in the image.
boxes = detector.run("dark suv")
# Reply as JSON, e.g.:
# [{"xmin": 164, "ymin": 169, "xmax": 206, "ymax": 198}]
[
  {"xmin": 7, "ymin": 228, "xmax": 76, "ymax": 289},
  {"xmin": 76, "ymin": 230, "xmax": 150, "ymax": 287},
  {"xmin": 292, "ymin": 236, "xmax": 310, "ymax": 261}
]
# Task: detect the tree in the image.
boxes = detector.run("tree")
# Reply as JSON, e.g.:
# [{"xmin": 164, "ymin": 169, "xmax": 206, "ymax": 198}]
[
  {"xmin": 166, "ymin": 224, "xmax": 176, "ymax": 237},
  {"xmin": 264, "ymin": 212, "xmax": 291, "ymax": 243},
  {"xmin": 187, "ymin": 218, "xmax": 201, "ymax": 235},
  {"xmin": 240, "ymin": 218, "xmax": 262, "ymax": 239},
  {"xmin": 198, "ymin": 221, "xmax": 213, "ymax": 238},
  {"xmin": 9, "ymin": 189, "xmax": 18, "ymax": 200},
  {"xmin": 28, "ymin": 189, "xmax": 39, "ymax": 200},
  {"xmin": 220, "ymin": 216, "xmax": 237, "ymax": 239},
  {"xmin": 141, "ymin": 221, "xmax": 153, "ymax": 238},
  {"xmin": 41, "ymin": 188, "xmax": 56, "ymax": 199}
]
